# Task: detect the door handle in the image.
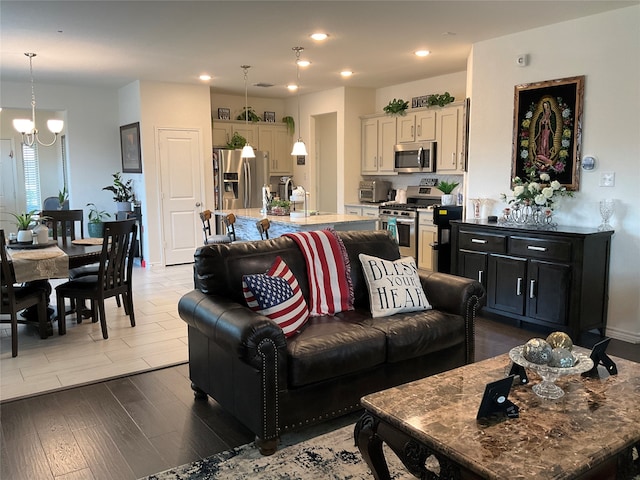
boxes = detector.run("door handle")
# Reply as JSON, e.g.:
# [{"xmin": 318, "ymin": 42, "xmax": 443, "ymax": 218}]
[{"xmin": 195, "ymin": 202, "xmax": 201, "ymax": 207}]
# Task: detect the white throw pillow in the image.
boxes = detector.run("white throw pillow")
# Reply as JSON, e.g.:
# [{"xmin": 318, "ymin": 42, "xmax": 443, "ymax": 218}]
[{"xmin": 358, "ymin": 253, "xmax": 432, "ymax": 318}]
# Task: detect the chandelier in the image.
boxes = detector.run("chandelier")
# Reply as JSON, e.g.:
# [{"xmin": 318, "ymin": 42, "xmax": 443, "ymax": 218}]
[
  {"xmin": 240, "ymin": 65, "xmax": 255, "ymax": 159},
  {"xmin": 13, "ymin": 53, "xmax": 64, "ymax": 147},
  {"xmin": 291, "ymin": 47, "xmax": 308, "ymax": 157}
]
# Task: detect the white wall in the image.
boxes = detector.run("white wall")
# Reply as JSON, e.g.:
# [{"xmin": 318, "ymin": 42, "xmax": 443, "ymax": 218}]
[{"xmin": 467, "ymin": 6, "xmax": 640, "ymax": 342}]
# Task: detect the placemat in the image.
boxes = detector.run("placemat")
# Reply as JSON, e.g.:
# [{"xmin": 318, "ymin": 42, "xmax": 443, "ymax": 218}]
[
  {"xmin": 72, "ymin": 238, "xmax": 103, "ymax": 245},
  {"xmin": 11, "ymin": 249, "xmax": 65, "ymax": 260}
]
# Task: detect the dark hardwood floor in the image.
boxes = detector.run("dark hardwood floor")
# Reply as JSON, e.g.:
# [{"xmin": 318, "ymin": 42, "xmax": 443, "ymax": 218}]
[{"xmin": 1, "ymin": 317, "xmax": 638, "ymax": 480}]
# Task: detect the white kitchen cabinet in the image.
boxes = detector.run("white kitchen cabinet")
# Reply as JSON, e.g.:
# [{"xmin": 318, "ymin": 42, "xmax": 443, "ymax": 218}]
[
  {"xmin": 258, "ymin": 124, "xmax": 292, "ymax": 175},
  {"xmin": 418, "ymin": 212, "xmax": 437, "ymax": 272},
  {"xmin": 436, "ymin": 102, "xmax": 468, "ymax": 173},
  {"xmin": 213, "ymin": 122, "xmax": 233, "ymax": 147},
  {"xmin": 360, "ymin": 205, "xmax": 380, "ymax": 218},
  {"xmin": 396, "ymin": 110, "xmax": 436, "ymax": 143},
  {"xmin": 361, "ymin": 115, "xmax": 397, "ymax": 175},
  {"xmin": 345, "ymin": 205, "xmax": 363, "ymax": 215}
]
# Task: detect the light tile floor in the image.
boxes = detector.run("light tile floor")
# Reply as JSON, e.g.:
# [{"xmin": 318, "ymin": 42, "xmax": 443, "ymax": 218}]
[{"xmin": 0, "ymin": 263, "xmax": 193, "ymax": 402}]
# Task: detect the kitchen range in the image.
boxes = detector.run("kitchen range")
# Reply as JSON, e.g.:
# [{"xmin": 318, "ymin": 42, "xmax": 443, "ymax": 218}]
[{"xmin": 378, "ymin": 184, "xmax": 462, "ymax": 273}]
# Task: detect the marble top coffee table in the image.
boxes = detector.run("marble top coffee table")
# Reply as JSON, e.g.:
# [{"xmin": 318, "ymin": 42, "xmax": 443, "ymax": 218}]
[{"xmin": 356, "ymin": 350, "xmax": 640, "ymax": 480}]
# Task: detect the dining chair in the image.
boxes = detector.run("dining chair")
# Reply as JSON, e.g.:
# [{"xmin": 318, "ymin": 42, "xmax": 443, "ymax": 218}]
[
  {"xmin": 43, "ymin": 197, "xmax": 69, "ymax": 211},
  {"xmin": 0, "ymin": 230, "xmax": 49, "ymax": 357},
  {"xmin": 55, "ymin": 219, "xmax": 137, "ymax": 339},
  {"xmin": 256, "ymin": 218, "xmax": 271, "ymax": 240},
  {"xmin": 200, "ymin": 210, "xmax": 232, "ymax": 245},
  {"xmin": 42, "ymin": 209, "xmax": 84, "ymax": 246},
  {"xmin": 223, "ymin": 213, "xmax": 238, "ymax": 242}
]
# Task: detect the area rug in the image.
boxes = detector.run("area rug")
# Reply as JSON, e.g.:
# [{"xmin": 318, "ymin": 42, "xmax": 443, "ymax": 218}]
[{"xmin": 142, "ymin": 420, "xmax": 412, "ymax": 480}]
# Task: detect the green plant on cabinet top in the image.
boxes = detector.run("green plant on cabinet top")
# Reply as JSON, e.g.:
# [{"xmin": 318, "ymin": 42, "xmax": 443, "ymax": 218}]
[
  {"xmin": 383, "ymin": 98, "xmax": 409, "ymax": 116},
  {"xmin": 236, "ymin": 107, "xmax": 261, "ymax": 123}
]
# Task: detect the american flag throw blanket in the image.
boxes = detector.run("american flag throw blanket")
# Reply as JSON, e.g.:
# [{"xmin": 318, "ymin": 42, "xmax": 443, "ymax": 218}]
[{"xmin": 283, "ymin": 229, "xmax": 354, "ymax": 315}]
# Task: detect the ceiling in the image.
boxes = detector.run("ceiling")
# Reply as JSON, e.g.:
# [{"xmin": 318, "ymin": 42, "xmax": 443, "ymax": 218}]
[{"xmin": 1, "ymin": 1, "xmax": 636, "ymax": 99}]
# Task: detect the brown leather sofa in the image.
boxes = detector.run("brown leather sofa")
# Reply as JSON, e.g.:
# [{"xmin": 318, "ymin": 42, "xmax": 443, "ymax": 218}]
[{"xmin": 178, "ymin": 230, "xmax": 485, "ymax": 454}]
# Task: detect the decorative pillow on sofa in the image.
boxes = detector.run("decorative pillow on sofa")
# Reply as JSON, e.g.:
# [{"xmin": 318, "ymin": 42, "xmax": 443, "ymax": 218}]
[
  {"xmin": 358, "ymin": 253, "xmax": 432, "ymax": 318},
  {"xmin": 242, "ymin": 256, "xmax": 310, "ymax": 338}
]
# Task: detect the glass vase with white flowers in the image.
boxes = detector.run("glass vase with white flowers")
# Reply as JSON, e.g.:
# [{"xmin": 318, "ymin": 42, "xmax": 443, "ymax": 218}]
[{"xmin": 500, "ymin": 166, "xmax": 573, "ymax": 226}]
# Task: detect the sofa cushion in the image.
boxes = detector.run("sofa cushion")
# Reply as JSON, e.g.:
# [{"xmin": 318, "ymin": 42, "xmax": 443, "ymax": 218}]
[
  {"xmin": 359, "ymin": 253, "xmax": 431, "ymax": 318},
  {"xmin": 242, "ymin": 256, "xmax": 309, "ymax": 338},
  {"xmin": 286, "ymin": 311, "xmax": 386, "ymax": 387},
  {"xmin": 363, "ymin": 310, "xmax": 466, "ymax": 363}
]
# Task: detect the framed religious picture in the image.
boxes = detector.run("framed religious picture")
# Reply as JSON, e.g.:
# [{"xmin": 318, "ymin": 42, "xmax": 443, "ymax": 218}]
[
  {"xmin": 218, "ymin": 108, "xmax": 230, "ymax": 120},
  {"xmin": 511, "ymin": 75, "xmax": 584, "ymax": 191},
  {"xmin": 120, "ymin": 122, "xmax": 142, "ymax": 173}
]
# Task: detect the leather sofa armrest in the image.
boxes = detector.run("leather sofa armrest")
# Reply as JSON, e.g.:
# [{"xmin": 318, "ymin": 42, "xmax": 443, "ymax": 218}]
[
  {"xmin": 420, "ymin": 272, "xmax": 486, "ymax": 364},
  {"xmin": 178, "ymin": 290, "xmax": 288, "ymax": 370},
  {"xmin": 419, "ymin": 272, "xmax": 486, "ymax": 317}
]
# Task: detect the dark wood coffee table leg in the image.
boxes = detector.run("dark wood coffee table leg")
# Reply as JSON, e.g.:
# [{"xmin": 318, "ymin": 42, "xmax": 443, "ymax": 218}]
[{"xmin": 355, "ymin": 412, "xmax": 391, "ymax": 480}]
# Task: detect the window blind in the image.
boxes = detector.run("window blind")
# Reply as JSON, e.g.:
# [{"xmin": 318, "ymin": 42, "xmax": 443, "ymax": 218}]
[{"xmin": 22, "ymin": 143, "xmax": 41, "ymax": 212}]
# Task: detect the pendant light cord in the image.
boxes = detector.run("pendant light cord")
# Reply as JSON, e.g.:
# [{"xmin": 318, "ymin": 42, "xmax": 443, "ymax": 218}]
[{"xmin": 242, "ymin": 65, "xmax": 250, "ymax": 128}]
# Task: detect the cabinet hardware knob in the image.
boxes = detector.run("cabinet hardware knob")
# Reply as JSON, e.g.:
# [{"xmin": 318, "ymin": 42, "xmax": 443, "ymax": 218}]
[
  {"xmin": 529, "ymin": 280, "xmax": 536, "ymax": 298},
  {"xmin": 451, "ymin": 152, "xmax": 456, "ymax": 166},
  {"xmin": 478, "ymin": 270, "xmax": 484, "ymax": 283},
  {"xmin": 527, "ymin": 245, "xmax": 547, "ymax": 252},
  {"xmin": 516, "ymin": 278, "xmax": 522, "ymax": 296},
  {"xmin": 471, "ymin": 238, "xmax": 487, "ymax": 244}
]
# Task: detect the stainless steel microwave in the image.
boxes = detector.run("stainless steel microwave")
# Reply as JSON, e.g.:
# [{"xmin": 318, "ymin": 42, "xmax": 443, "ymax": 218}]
[{"xmin": 394, "ymin": 142, "xmax": 436, "ymax": 173}]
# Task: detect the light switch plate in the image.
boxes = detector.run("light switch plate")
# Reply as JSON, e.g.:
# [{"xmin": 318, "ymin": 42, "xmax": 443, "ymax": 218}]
[{"xmin": 600, "ymin": 172, "xmax": 615, "ymax": 187}]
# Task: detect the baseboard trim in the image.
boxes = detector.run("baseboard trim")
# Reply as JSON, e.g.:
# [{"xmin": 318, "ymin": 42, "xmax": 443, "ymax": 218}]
[{"xmin": 606, "ymin": 326, "xmax": 640, "ymax": 344}]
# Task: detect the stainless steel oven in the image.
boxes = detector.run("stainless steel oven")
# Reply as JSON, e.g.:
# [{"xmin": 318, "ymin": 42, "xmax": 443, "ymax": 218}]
[{"xmin": 378, "ymin": 207, "xmax": 417, "ymax": 258}]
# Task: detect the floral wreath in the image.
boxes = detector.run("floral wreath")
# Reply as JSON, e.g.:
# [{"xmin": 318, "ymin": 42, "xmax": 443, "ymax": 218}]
[{"xmin": 518, "ymin": 96, "xmax": 573, "ymax": 175}]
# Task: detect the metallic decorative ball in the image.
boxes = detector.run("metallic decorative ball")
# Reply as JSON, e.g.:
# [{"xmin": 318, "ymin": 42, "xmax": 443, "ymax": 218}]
[
  {"xmin": 549, "ymin": 347, "xmax": 576, "ymax": 368},
  {"xmin": 546, "ymin": 331, "xmax": 573, "ymax": 351},
  {"xmin": 523, "ymin": 338, "xmax": 553, "ymax": 365}
]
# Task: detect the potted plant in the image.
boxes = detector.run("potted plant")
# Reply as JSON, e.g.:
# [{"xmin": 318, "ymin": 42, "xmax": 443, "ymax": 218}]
[
  {"xmin": 437, "ymin": 180, "xmax": 460, "ymax": 206},
  {"xmin": 86, "ymin": 203, "xmax": 111, "ymax": 238},
  {"xmin": 282, "ymin": 116, "xmax": 295, "ymax": 136},
  {"xmin": 383, "ymin": 98, "xmax": 409, "ymax": 116},
  {"xmin": 236, "ymin": 107, "xmax": 261, "ymax": 122},
  {"xmin": 268, "ymin": 199, "xmax": 290, "ymax": 216},
  {"xmin": 226, "ymin": 132, "xmax": 247, "ymax": 149},
  {"xmin": 8, "ymin": 210, "xmax": 39, "ymax": 243},
  {"xmin": 103, "ymin": 172, "xmax": 134, "ymax": 212},
  {"xmin": 57, "ymin": 186, "xmax": 69, "ymax": 209}
]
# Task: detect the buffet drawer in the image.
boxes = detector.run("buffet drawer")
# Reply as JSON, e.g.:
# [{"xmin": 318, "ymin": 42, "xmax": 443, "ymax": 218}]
[
  {"xmin": 458, "ymin": 230, "xmax": 506, "ymax": 253},
  {"xmin": 509, "ymin": 236, "xmax": 571, "ymax": 262}
]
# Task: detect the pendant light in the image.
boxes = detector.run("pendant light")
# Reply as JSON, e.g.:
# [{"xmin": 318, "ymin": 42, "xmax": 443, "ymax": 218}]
[
  {"xmin": 13, "ymin": 53, "xmax": 64, "ymax": 147},
  {"xmin": 291, "ymin": 47, "xmax": 308, "ymax": 157},
  {"xmin": 240, "ymin": 65, "xmax": 255, "ymax": 159}
]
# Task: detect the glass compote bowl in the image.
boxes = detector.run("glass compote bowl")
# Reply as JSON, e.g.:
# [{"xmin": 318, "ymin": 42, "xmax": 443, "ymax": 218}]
[
  {"xmin": 509, "ymin": 345, "xmax": 593, "ymax": 399},
  {"xmin": 598, "ymin": 199, "xmax": 615, "ymax": 231}
]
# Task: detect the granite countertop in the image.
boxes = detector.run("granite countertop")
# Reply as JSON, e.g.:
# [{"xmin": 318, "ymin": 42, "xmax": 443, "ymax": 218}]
[
  {"xmin": 213, "ymin": 208, "xmax": 375, "ymax": 226},
  {"xmin": 361, "ymin": 350, "xmax": 640, "ymax": 479}
]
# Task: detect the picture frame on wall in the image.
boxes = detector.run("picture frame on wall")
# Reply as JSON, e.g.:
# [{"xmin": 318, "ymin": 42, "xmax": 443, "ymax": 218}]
[
  {"xmin": 120, "ymin": 122, "xmax": 142, "ymax": 174},
  {"xmin": 264, "ymin": 111, "xmax": 276, "ymax": 123},
  {"xmin": 511, "ymin": 75, "xmax": 584, "ymax": 191},
  {"xmin": 218, "ymin": 108, "xmax": 231, "ymax": 120}
]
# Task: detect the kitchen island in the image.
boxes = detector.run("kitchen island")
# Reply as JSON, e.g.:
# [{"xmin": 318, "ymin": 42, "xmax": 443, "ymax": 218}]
[{"xmin": 213, "ymin": 208, "xmax": 377, "ymax": 241}]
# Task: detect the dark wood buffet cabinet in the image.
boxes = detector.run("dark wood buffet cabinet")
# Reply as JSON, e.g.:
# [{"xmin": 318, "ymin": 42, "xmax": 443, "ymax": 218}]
[{"xmin": 451, "ymin": 220, "xmax": 613, "ymax": 341}]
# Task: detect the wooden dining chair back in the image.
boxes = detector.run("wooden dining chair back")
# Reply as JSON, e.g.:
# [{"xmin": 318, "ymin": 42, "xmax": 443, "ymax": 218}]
[
  {"xmin": 199, "ymin": 210, "xmax": 232, "ymax": 245},
  {"xmin": 42, "ymin": 209, "xmax": 84, "ymax": 246},
  {"xmin": 223, "ymin": 213, "xmax": 237, "ymax": 241},
  {"xmin": 256, "ymin": 218, "xmax": 271, "ymax": 240},
  {"xmin": 0, "ymin": 230, "xmax": 48, "ymax": 357},
  {"xmin": 55, "ymin": 219, "xmax": 137, "ymax": 339}
]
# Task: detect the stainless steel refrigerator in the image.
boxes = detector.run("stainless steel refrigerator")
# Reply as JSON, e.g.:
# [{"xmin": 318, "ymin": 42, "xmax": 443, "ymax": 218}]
[{"xmin": 216, "ymin": 149, "xmax": 270, "ymax": 212}]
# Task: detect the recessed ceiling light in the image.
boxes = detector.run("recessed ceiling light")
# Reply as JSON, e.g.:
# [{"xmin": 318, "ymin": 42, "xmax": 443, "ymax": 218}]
[
  {"xmin": 415, "ymin": 50, "xmax": 430, "ymax": 57},
  {"xmin": 287, "ymin": 84, "xmax": 298, "ymax": 92},
  {"xmin": 340, "ymin": 70, "xmax": 353, "ymax": 77},
  {"xmin": 199, "ymin": 74, "xmax": 212, "ymax": 81},
  {"xmin": 310, "ymin": 33, "xmax": 328, "ymax": 41},
  {"xmin": 296, "ymin": 60, "xmax": 311, "ymax": 67}
]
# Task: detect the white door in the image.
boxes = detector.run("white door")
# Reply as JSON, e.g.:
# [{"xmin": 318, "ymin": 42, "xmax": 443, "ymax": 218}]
[
  {"xmin": 0, "ymin": 139, "xmax": 19, "ymax": 234},
  {"xmin": 158, "ymin": 129, "xmax": 203, "ymax": 265}
]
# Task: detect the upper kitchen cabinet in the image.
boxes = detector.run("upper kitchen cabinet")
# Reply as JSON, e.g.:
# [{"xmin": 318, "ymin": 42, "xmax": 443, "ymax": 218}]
[
  {"xmin": 435, "ymin": 100, "xmax": 469, "ymax": 173},
  {"xmin": 213, "ymin": 120, "xmax": 292, "ymax": 175},
  {"xmin": 259, "ymin": 124, "xmax": 292, "ymax": 175},
  {"xmin": 396, "ymin": 110, "xmax": 436, "ymax": 143},
  {"xmin": 361, "ymin": 115, "xmax": 397, "ymax": 175}
]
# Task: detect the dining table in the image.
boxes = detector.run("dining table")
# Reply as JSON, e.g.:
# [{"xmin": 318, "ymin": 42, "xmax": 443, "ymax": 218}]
[{"xmin": 5, "ymin": 237, "xmax": 103, "ymax": 338}]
